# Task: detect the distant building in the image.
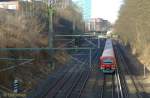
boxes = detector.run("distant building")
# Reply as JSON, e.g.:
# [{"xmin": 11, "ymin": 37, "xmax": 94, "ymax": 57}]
[
  {"xmin": 88, "ymin": 18, "xmax": 111, "ymax": 33},
  {"xmin": 53, "ymin": 0, "xmax": 72, "ymax": 9},
  {"xmin": 0, "ymin": 0, "xmax": 19, "ymax": 10}
]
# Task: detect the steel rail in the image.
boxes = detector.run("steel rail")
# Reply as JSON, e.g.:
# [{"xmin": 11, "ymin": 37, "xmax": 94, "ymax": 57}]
[
  {"xmin": 54, "ymin": 71, "xmax": 83, "ymax": 98},
  {"xmin": 0, "ymin": 59, "xmax": 34, "ymax": 72},
  {"xmin": 29, "ymin": 39, "xmax": 100, "ymax": 98},
  {"xmin": 116, "ymin": 45, "xmax": 143, "ymax": 98},
  {"xmin": 77, "ymin": 71, "xmax": 90, "ymax": 98},
  {"xmin": 77, "ymin": 48, "xmax": 101, "ymax": 98},
  {"xmin": 111, "ymin": 74, "xmax": 115, "ymax": 98},
  {"xmin": 100, "ymin": 74, "xmax": 106, "ymax": 98},
  {"xmin": 44, "ymin": 58, "xmax": 85, "ymax": 98},
  {"xmin": 59, "ymin": 48, "xmax": 98, "ymax": 98},
  {"xmin": 100, "ymin": 74, "xmax": 116, "ymax": 98},
  {"xmin": 114, "ymin": 45, "xmax": 129, "ymax": 98},
  {"xmin": 29, "ymin": 56, "xmax": 84, "ymax": 98},
  {"xmin": 54, "ymin": 57, "xmax": 90, "ymax": 98},
  {"xmin": 116, "ymin": 69, "xmax": 124, "ymax": 98},
  {"xmin": 61, "ymin": 49, "xmax": 98, "ymax": 98},
  {"xmin": 45, "ymin": 66, "xmax": 79, "ymax": 98},
  {"xmin": 115, "ymin": 71, "xmax": 120, "ymax": 98},
  {"xmin": 45, "ymin": 56, "xmax": 87, "ymax": 98},
  {"xmin": 64, "ymin": 71, "xmax": 85, "ymax": 98}
]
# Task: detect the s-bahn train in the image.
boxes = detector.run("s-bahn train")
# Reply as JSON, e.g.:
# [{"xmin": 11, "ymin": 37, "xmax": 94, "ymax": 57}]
[{"xmin": 99, "ymin": 39, "xmax": 117, "ymax": 73}]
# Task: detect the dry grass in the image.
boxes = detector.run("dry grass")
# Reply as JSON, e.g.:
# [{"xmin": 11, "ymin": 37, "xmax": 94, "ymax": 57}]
[
  {"xmin": 114, "ymin": 0, "xmax": 150, "ymax": 68},
  {"xmin": 0, "ymin": 1, "xmax": 84, "ymax": 92},
  {"xmin": 0, "ymin": 10, "xmax": 45, "ymax": 48}
]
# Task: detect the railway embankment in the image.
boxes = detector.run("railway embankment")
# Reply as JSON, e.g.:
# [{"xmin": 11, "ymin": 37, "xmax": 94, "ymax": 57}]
[
  {"xmin": 0, "ymin": 50, "xmax": 70, "ymax": 92},
  {"xmin": 117, "ymin": 43, "xmax": 150, "ymax": 98},
  {"xmin": 0, "ymin": 1, "xmax": 84, "ymax": 93},
  {"xmin": 114, "ymin": 0, "xmax": 150, "ymax": 75}
]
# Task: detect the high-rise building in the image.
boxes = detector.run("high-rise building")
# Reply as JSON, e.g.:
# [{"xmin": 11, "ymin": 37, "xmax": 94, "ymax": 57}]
[{"xmin": 73, "ymin": 0, "xmax": 91, "ymax": 21}]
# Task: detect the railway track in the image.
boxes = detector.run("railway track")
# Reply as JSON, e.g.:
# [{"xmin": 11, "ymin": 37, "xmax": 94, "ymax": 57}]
[
  {"xmin": 44, "ymin": 56, "xmax": 87, "ymax": 98},
  {"xmin": 67, "ymin": 41, "xmax": 101, "ymax": 98},
  {"xmin": 114, "ymin": 44, "xmax": 129, "ymax": 98},
  {"xmin": 46, "ymin": 48, "xmax": 99, "ymax": 98},
  {"xmin": 28, "ymin": 54, "xmax": 85, "ymax": 98},
  {"xmin": 115, "ymin": 43, "xmax": 147, "ymax": 98},
  {"xmin": 53, "ymin": 70, "xmax": 89, "ymax": 98},
  {"xmin": 99, "ymin": 70, "xmax": 126, "ymax": 98},
  {"xmin": 28, "ymin": 39, "xmax": 105, "ymax": 98},
  {"xmin": 80, "ymin": 39, "xmax": 106, "ymax": 98},
  {"xmin": 115, "ymin": 69, "xmax": 124, "ymax": 98},
  {"xmin": 67, "ymin": 70, "xmax": 90, "ymax": 98},
  {"xmin": 113, "ymin": 41, "xmax": 150, "ymax": 98},
  {"xmin": 98, "ymin": 42, "xmax": 130, "ymax": 98},
  {"xmin": 99, "ymin": 74, "xmax": 116, "ymax": 98}
]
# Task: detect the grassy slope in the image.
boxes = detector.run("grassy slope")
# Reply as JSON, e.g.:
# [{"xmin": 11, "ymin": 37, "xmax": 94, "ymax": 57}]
[{"xmin": 114, "ymin": 0, "xmax": 150, "ymax": 69}]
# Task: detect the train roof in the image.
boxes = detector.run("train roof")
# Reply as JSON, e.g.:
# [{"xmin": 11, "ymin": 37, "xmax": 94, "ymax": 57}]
[
  {"xmin": 101, "ymin": 48, "xmax": 115, "ymax": 57},
  {"xmin": 101, "ymin": 39, "xmax": 115, "ymax": 57}
]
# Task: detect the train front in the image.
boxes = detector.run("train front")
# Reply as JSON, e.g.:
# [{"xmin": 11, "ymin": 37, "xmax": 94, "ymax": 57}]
[{"xmin": 100, "ymin": 56, "xmax": 116, "ymax": 73}]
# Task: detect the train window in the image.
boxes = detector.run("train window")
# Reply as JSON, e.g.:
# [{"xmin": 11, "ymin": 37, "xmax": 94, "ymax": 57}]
[{"xmin": 103, "ymin": 59, "xmax": 113, "ymax": 64}]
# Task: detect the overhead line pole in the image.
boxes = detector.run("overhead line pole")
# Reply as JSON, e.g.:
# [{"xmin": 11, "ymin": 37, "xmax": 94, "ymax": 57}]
[
  {"xmin": 89, "ymin": 49, "xmax": 92, "ymax": 68},
  {"xmin": 98, "ymin": 38, "xmax": 100, "ymax": 48},
  {"xmin": 47, "ymin": 0, "xmax": 54, "ymax": 48}
]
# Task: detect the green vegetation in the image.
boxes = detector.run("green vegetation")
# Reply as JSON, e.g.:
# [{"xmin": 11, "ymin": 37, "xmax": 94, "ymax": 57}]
[{"xmin": 114, "ymin": 0, "xmax": 150, "ymax": 68}]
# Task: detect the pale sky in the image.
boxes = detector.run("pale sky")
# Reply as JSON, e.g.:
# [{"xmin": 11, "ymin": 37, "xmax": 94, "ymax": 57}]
[{"xmin": 91, "ymin": 0, "xmax": 123, "ymax": 23}]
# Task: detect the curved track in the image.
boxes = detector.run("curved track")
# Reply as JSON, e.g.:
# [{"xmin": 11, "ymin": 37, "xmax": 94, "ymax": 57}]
[{"xmin": 43, "ymin": 40, "xmax": 100, "ymax": 98}]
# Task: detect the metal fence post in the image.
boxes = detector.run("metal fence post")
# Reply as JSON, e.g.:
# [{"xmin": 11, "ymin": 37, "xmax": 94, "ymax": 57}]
[
  {"xmin": 48, "ymin": 3, "xmax": 53, "ymax": 48},
  {"xmin": 89, "ymin": 49, "xmax": 91, "ymax": 68},
  {"xmin": 144, "ymin": 64, "xmax": 146, "ymax": 78},
  {"xmin": 98, "ymin": 38, "xmax": 100, "ymax": 48}
]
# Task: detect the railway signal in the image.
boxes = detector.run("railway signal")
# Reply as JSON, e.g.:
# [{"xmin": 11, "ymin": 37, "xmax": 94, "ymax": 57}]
[{"xmin": 13, "ymin": 79, "xmax": 19, "ymax": 93}]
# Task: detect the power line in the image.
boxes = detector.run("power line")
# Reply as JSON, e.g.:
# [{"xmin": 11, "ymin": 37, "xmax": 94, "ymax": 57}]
[{"xmin": 0, "ymin": 59, "xmax": 34, "ymax": 73}]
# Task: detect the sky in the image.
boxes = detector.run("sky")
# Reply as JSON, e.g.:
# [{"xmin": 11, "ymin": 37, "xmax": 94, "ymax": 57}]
[{"xmin": 91, "ymin": 0, "xmax": 123, "ymax": 23}]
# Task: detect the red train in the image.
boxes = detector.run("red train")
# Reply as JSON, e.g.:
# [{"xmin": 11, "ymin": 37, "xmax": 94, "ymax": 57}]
[{"xmin": 99, "ymin": 39, "xmax": 117, "ymax": 73}]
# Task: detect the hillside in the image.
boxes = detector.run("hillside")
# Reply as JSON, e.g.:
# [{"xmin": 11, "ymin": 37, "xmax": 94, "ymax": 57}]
[
  {"xmin": 114, "ymin": 0, "xmax": 150, "ymax": 69},
  {"xmin": 0, "ymin": 1, "xmax": 84, "ymax": 92}
]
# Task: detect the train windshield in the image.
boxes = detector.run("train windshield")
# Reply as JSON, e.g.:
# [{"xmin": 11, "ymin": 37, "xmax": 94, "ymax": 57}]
[{"xmin": 103, "ymin": 58, "xmax": 113, "ymax": 64}]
